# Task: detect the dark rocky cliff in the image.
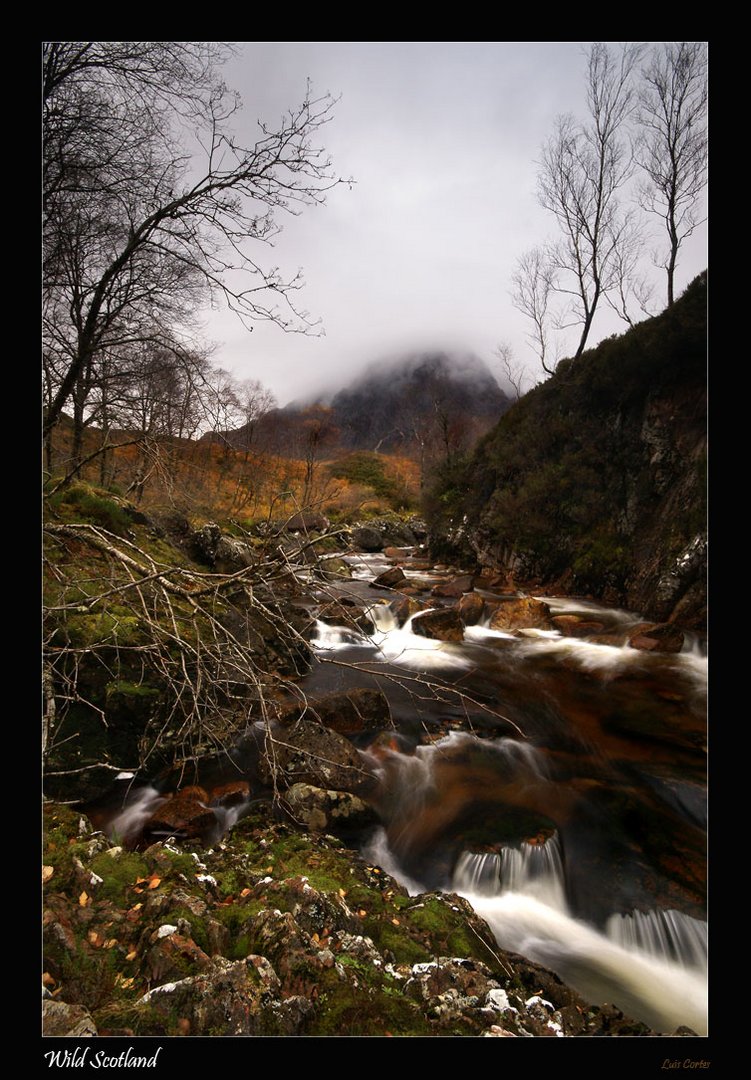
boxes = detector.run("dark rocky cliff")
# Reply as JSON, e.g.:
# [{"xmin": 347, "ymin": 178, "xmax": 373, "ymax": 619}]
[{"xmin": 426, "ymin": 274, "xmax": 707, "ymax": 629}]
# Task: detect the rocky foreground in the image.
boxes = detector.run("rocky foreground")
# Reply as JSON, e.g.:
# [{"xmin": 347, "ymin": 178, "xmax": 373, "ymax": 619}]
[{"xmin": 43, "ymin": 802, "xmax": 701, "ymax": 1038}]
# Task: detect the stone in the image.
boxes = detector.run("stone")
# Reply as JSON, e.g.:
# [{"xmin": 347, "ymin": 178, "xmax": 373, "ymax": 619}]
[
  {"xmin": 42, "ymin": 999, "xmax": 98, "ymax": 1037},
  {"xmin": 389, "ymin": 594, "xmax": 423, "ymax": 626},
  {"xmin": 351, "ymin": 526, "xmax": 383, "ymax": 552},
  {"xmin": 214, "ymin": 536, "xmax": 256, "ymax": 574},
  {"xmin": 488, "ymin": 597, "xmax": 552, "ymax": 631},
  {"xmin": 371, "ymin": 566, "xmax": 408, "ymax": 590},
  {"xmin": 286, "ymin": 511, "xmax": 330, "ymax": 533},
  {"xmin": 551, "ymin": 615, "xmax": 606, "ymax": 637},
  {"xmin": 295, "ymin": 688, "xmax": 393, "ymax": 735},
  {"xmin": 628, "ymin": 622, "xmax": 685, "ymax": 653},
  {"xmin": 431, "ymin": 574, "xmax": 476, "ymax": 598},
  {"xmin": 284, "ymin": 783, "xmax": 377, "ymax": 833},
  {"xmin": 257, "ymin": 715, "xmax": 374, "ymax": 795},
  {"xmin": 142, "ymin": 787, "xmax": 216, "ymax": 844},
  {"xmin": 410, "ymin": 609, "xmax": 465, "ymax": 642},
  {"xmin": 383, "ymin": 546, "xmax": 410, "ymax": 559},
  {"xmin": 136, "ymin": 956, "xmax": 313, "ymax": 1036},
  {"xmin": 145, "ymin": 931, "xmax": 213, "ymax": 984},
  {"xmin": 208, "ymin": 781, "xmax": 251, "ymax": 808},
  {"xmin": 189, "ymin": 522, "xmax": 222, "ymax": 565},
  {"xmin": 457, "ymin": 592, "xmax": 485, "ymax": 625}
]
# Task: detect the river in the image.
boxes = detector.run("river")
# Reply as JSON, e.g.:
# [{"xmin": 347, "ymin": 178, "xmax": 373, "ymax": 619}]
[
  {"xmin": 90, "ymin": 547, "xmax": 708, "ymax": 1035},
  {"xmin": 305, "ymin": 550, "xmax": 708, "ymax": 1035}
]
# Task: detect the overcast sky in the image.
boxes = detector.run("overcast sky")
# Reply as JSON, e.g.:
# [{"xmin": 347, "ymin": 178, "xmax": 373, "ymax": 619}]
[{"xmin": 204, "ymin": 41, "xmax": 707, "ymax": 407}]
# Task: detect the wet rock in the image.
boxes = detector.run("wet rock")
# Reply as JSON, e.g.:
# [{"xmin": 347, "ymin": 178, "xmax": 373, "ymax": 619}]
[
  {"xmin": 457, "ymin": 592, "xmax": 485, "ymax": 625},
  {"xmin": 384, "ymin": 546, "xmax": 411, "ymax": 559},
  {"xmin": 142, "ymin": 787, "xmax": 216, "ymax": 844},
  {"xmin": 214, "ymin": 536, "xmax": 256, "ymax": 574},
  {"xmin": 411, "ymin": 609, "xmax": 465, "ymax": 642},
  {"xmin": 317, "ymin": 600, "xmax": 373, "ymax": 632},
  {"xmin": 284, "ymin": 783, "xmax": 377, "ymax": 834},
  {"xmin": 351, "ymin": 525, "xmax": 384, "ymax": 552},
  {"xmin": 628, "ymin": 622, "xmax": 685, "ymax": 653},
  {"xmin": 137, "ymin": 956, "xmax": 313, "ymax": 1036},
  {"xmin": 371, "ymin": 566, "xmax": 408, "ymax": 590},
  {"xmin": 489, "ymin": 597, "xmax": 552, "ymax": 631},
  {"xmin": 389, "ymin": 594, "xmax": 424, "ymax": 626},
  {"xmin": 431, "ymin": 574, "xmax": 476, "ymax": 598},
  {"xmin": 551, "ymin": 615, "xmax": 606, "ymax": 637},
  {"xmin": 42, "ymin": 999, "xmax": 98, "ymax": 1037},
  {"xmin": 286, "ymin": 511, "xmax": 330, "ymax": 533},
  {"xmin": 208, "ymin": 781, "xmax": 251, "ymax": 808},
  {"xmin": 258, "ymin": 715, "xmax": 374, "ymax": 795},
  {"xmin": 296, "ymin": 688, "xmax": 393, "ymax": 735}
]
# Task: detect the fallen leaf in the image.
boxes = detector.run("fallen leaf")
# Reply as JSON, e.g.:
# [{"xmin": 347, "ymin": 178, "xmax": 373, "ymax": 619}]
[
  {"xmin": 130, "ymin": 903, "xmax": 143, "ymax": 911},
  {"xmin": 240, "ymin": 888, "xmax": 252, "ymax": 897},
  {"xmin": 115, "ymin": 975, "xmax": 135, "ymax": 989},
  {"xmin": 391, "ymin": 918, "xmax": 400, "ymax": 926},
  {"xmin": 311, "ymin": 932, "xmax": 320, "ymax": 945},
  {"xmin": 147, "ymin": 877, "xmax": 161, "ymax": 890},
  {"xmin": 104, "ymin": 939, "xmax": 118, "ymax": 950},
  {"xmin": 78, "ymin": 891, "xmax": 89, "ymax": 907},
  {"xmin": 358, "ymin": 909, "xmax": 367, "ymax": 918},
  {"xmin": 338, "ymin": 888, "xmax": 347, "ymax": 898},
  {"xmin": 87, "ymin": 930, "xmax": 103, "ymax": 947},
  {"xmin": 133, "ymin": 887, "xmax": 144, "ymax": 894},
  {"xmin": 42, "ymin": 865, "xmax": 54, "ymax": 883},
  {"xmin": 264, "ymin": 865, "xmax": 273, "ymax": 874},
  {"xmin": 177, "ymin": 1018, "xmax": 190, "ymax": 1036},
  {"xmin": 42, "ymin": 972, "xmax": 56, "ymax": 987},
  {"xmin": 125, "ymin": 950, "xmax": 137, "ymax": 961}
]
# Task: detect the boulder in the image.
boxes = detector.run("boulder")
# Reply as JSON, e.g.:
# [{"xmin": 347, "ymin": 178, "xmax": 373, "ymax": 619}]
[
  {"xmin": 283, "ymin": 783, "xmax": 377, "ymax": 833},
  {"xmin": 457, "ymin": 592, "xmax": 485, "ymax": 625},
  {"xmin": 189, "ymin": 522, "xmax": 222, "ymax": 565},
  {"xmin": 295, "ymin": 688, "xmax": 393, "ymax": 735},
  {"xmin": 257, "ymin": 715, "xmax": 374, "ymax": 795},
  {"xmin": 142, "ymin": 787, "xmax": 216, "ymax": 844},
  {"xmin": 389, "ymin": 594, "xmax": 424, "ymax": 626},
  {"xmin": 145, "ymin": 929, "xmax": 213, "ymax": 984},
  {"xmin": 551, "ymin": 615, "xmax": 606, "ymax": 638},
  {"xmin": 286, "ymin": 511, "xmax": 330, "ymax": 533},
  {"xmin": 214, "ymin": 536, "xmax": 256, "ymax": 574},
  {"xmin": 628, "ymin": 622, "xmax": 685, "ymax": 653},
  {"xmin": 431, "ymin": 574, "xmax": 476, "ymax": 598},
  {"xmin": 411, "ymin": 609, "xmax": 465, "ymax": 642},
  {"xmin": 351, "ymin": 526, "xmax": 383, "ymax": 552},
  {"xmin": 384, "ymin": 546, "xmax": 411, "ymax": 559},
  {"xmin": 208, "ymin": 781, "xmax": 251, "ymax": 808},
  {"xmin": 489, "ymin": 597, "xmax": 552, "ymax": 631},
  {"xmin": 372, "ymin": 566, "xmax": 408, "ymax": 590},
  {"xmin": 42, "ymin": 999, "xmax": 98, "ymax": 1037},
  {"xmin": 317, "ymin": 600, "xmax": 373, "ymax": 632}
]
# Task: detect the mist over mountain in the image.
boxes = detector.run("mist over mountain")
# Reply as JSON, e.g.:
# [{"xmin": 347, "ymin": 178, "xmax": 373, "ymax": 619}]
[{"xmin": 224, "ymin": 350, "xmax": 511, "ymax": 457}]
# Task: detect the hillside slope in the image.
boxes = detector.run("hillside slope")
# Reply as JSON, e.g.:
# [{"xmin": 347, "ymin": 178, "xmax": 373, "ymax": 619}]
[{"xmin": 426, "ymin": 274, "xmax": 707, "ymax": 628}]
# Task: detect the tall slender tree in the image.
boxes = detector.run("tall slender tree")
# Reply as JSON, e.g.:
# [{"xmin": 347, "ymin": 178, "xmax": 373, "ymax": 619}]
[{"xmin": 636, "ymin": 42, "xmax": 708, "ymax": 306}]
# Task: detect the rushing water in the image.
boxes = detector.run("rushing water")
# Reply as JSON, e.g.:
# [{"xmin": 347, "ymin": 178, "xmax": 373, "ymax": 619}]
[
  {"xmin": 308, "ymin": 554, "xmax": 708, "ymax": 1034},
  {"xmin": 90, "ymin": 549, "xmax": 707, "ymax": 1034}
]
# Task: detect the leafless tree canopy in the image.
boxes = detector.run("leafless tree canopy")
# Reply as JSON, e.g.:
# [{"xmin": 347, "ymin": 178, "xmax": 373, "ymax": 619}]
[
  {"xmin": 636, "ymin": 42, "xmax": 708, "ymax": 306},
  {"xmin": 43, "ymin": 41, "xmax": 347, "ymax": 466}
]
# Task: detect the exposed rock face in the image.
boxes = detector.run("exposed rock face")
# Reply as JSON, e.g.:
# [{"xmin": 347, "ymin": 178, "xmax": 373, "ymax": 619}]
[
  {"xmin": 427, "ymin": 274, "xmax": 707, "ymax": 629},
  {"xmin": 411, "ymin": 609, "xmax": 465, "ymax": 642},
  {"xmin": 42, "ymin": 999, "xmax": 98, "ymax": 1037},
  {"xmin": 288, "ymin": 688, "xmax": 393, "ymax": 736},
  {"xmin": 457, "ymin": 592, "xmax": 485, "ymax": 625}
]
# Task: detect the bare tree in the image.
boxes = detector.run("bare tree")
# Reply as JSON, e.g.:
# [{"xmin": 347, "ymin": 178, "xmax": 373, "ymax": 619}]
[
  {"xmin": 636, "ymin": 42, "xmax": 707, "ymax": 307},
  {"xmin": 510, "ymin": 247, "xmax": 556, "ymax": 376},
  {"xmin": 43, "ymin": 41, "xmax": 348, "ymax": 465},
  {"xmin": 537, "ymin": 43, "xmax": 644, "ymax": 358},
  {"xmin": 493, "ymin": 341, "xmax": 530, "ymax": 400}
]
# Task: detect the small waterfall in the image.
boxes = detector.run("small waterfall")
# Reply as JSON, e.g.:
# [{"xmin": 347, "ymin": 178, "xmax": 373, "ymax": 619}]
[
  {"xmin": 105, "ymin": 784, "xmax": 166, "ymax": 846},
  {"xmin": 454, "ymin": 833, "xmax": 567, "ymax": 909},
  {"xmin": 312, "ymin": 619, "xmax": 370, "ymax": 650},
  {"xmin": 366, "ymin": 602, "xmax": 399, "ymax": 634},
  {"xmin": 606, "ymin": 908, "xmax": 707, "ymax": 970}
]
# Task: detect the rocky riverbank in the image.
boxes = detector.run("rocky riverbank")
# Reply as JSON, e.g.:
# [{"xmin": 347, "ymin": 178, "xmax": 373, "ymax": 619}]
[{"xmin": 44, "ymin": 801, "xmax": 691, "ymax": 1038}]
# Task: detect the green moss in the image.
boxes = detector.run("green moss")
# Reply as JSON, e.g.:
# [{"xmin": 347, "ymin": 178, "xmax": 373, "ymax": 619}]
[{"xmin": 89, "ymin": 851, "xmax": 151, "ymax": 904}]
